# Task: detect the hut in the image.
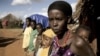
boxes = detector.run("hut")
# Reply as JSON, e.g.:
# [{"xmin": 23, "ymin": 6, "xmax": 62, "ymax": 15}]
[{"xmin": 1, "ymin": 13, "xmax": 23, "ymax": 28}]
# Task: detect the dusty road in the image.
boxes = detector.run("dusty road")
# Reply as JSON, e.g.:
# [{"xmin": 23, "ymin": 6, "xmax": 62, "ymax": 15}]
[{"xmin": 0, "ymin": 29, "xmax": 25, "ymax": 56}]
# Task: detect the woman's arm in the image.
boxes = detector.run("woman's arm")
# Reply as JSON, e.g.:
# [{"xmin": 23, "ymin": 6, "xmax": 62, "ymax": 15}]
[{"xmin": 70, "ymin": 36, "xmax": 95, "ymax": 56}]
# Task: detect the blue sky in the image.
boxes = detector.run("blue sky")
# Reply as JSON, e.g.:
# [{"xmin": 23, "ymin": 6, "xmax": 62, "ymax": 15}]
[{"xmin": 0, "ymin": 0, "xmax": 77, "ymax": 21}]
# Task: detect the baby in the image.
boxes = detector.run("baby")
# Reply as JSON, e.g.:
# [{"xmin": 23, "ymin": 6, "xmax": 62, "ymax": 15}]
[
  {"xmin": 75, "ymin": 25, "xmax": 97, "ymax": 55},
  {"xmin": 75, "ymin": 25, "xmax": 91, "ymax": 41}
]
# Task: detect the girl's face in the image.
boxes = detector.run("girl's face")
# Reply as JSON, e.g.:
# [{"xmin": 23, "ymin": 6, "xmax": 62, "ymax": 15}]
[
  {"xmin": 26, "ymin": 19, "xmax": 30, "ymax": 26},
  {"xmin": 37, "ymin": 35, "xmax": 42, "ymax": 44},
  {"xmin": 36, "ymin": 24, "xmax": 43, "ymax": 34},
  {"xmin": 31, "ymin": 22, "xmax": 36, "ymax": 29},
  {"xmin": 42, "ymin": 35, "xmax": 52, "ymax": 48},
  {"xmin": 48, "ymin": 9, "xmax": 68, "ymax": 35}
]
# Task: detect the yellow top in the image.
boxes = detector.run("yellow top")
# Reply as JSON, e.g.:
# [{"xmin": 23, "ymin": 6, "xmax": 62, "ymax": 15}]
[
  {"xmin": 36, "ymin": 47, "xmax": 50, "ymax": 56},
  {"xmin": 22, "ymin": 26, "xmax": 32, "ymax": 48}
]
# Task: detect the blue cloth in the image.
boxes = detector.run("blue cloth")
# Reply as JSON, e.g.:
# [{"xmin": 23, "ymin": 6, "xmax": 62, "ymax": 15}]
[{"xmin": 23, "ymin": 14, "xmax": 49, "ymax": 29}]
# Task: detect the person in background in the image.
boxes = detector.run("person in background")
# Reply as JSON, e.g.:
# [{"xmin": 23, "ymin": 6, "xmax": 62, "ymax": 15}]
[
  {"xmin": 22, "ymin": 17, "xmax": 32, "ymax": 56},
  {"xmin": 34, "ymin": 23, "xmax": 44, "ymax": 55},
  {"xmin": 47, "ymin": 1, "xmax": 95, "ymax": 56},
  {"xmin": 28, "ymin": 19, "xmax": 38, "ymax": 56},
  {"xmin": 35, "ymin": 29, "xmax": 56, "ymax": 56}
]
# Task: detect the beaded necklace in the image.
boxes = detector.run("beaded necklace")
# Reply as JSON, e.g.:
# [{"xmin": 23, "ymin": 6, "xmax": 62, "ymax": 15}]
[{"xmin": 56, "ymin": 31, "xmax": 70, "ymax": 47}]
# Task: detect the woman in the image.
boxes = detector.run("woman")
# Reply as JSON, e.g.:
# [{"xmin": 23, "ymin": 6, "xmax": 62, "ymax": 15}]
[
  {"xmin": 74, "ymin": 0, "xmax": 97, "ymax": 55},
  {"xmin": 48, "ymin": 1, "xmax": 95, "ymax": 56}
]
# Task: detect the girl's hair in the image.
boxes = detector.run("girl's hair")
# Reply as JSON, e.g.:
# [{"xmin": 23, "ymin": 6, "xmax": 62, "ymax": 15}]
[
  {"xmin": 37, "ymin": 23, "xmax": 43, "ymax": 28},
  {"xmin": 48, "ymin": 1, "xmax": 72, "ymax": 17},
  {"xmin": 26, "ymin": 17, "xmax": 31, "ymax": 27},
  {"xmin": 37, "ymin": 23, "xmax": 46, "ymax": 31},
  {"xmin": 31, "ymin": 20, "xmax": 36, "ymax": 25}
]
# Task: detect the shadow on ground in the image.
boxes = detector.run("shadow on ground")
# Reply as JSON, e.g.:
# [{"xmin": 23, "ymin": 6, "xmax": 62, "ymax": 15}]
[{"xmin": 0, "ymin": 37, "xmax": 19, "ymax": 47}]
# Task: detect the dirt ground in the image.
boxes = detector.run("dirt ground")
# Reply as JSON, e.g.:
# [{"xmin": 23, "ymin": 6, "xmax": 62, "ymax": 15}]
[
  {"xmin": 0, "ymin": 28, "xmax": 97, "ymax": 56},
  {"xmin": 0, "ymin": 29, "xmax": 26, "ymax": 56}
]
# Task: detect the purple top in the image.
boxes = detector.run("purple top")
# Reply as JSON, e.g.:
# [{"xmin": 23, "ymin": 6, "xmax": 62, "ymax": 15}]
[{"xmin": 50, "ymin": 37, "xmax": 75, "ymax": 56}]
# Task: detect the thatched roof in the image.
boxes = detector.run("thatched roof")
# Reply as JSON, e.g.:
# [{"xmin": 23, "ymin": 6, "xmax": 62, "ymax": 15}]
[
  {"xmin": 1, "ymin": 13, "xmax": 23, "ymax": 28},
  {"xmin": 1, "ymin": 13, "xmax": 18, "ymax": 22}
]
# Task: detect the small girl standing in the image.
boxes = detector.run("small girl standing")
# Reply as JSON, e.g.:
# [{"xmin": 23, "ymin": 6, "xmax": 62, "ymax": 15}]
[
  {"xmin": 36, "ymin": 29, "xmax": 56, "ymax": 56},
  {"xmin": 22, "ymin": 17, "xmax": 33, "ymax": 56}
]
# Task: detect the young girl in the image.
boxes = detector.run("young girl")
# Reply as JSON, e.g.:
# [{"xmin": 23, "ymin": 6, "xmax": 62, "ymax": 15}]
[
  {"xmin": 35, "ymin": 29, "xmax": 56, "ymax": 56},
  {"xmin": 22, "ymin": 17, "xmax": 32, "ymax": 56},
  {"xmin": 34, "ymin": 23, "xmax": 44, "ymax": 55},
  {"xmin": 27, "ymin": 20, "xmax": 38, "ymax": 56}
]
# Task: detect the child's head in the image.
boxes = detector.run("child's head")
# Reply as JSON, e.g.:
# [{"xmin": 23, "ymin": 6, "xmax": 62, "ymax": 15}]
[
  {"xmin": 37, "ymin": 35, "xmax": 42, "ymax": 45},
  {"xmin": 36, "ymin": 23, "xmax": 43, "ymax": 34},
  {"xmin": 26, "ymin": 17, "xmax": 31, "ymax": 27},
  {"xmin": 42, "ymin": 29, "xmax": 56, "ymax": 48},
  {"xmin": 75, "ymin": 25, "xmax": 91, "ymax": 41},
  {"xmin": 30, "ymin": 20, "xmax": 36, "ymax": 29}
]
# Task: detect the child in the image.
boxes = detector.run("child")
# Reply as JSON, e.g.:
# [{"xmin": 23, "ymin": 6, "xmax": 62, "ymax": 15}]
[
  {"xmin": 75, "ymin": 25, "xmax": 91, "ymax": 41},
  {"xmin": 34, "ymin": 23, "xmax": 44, "ymax": 55},
  {"xmin": 75, "ymin": 25, "xmax": 96, "ymax": 55},
  {"xmin": 35, "ymin": 29, "xmax": 56, "ymax": 56},
  {"xmin": 28, "ymin": 20, "xmax": 38, "ymax": 56},
  {"xmin": 22, "ymin": 17, "xmax": 33, "ymax": 56}
]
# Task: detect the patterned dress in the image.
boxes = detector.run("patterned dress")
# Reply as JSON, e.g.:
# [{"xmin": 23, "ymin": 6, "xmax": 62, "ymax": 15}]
[{"xmin": 49, "ymin": 31, "xmax": 75, "ymax": 56}]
